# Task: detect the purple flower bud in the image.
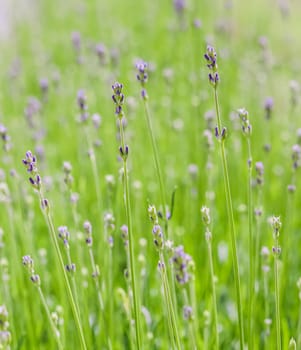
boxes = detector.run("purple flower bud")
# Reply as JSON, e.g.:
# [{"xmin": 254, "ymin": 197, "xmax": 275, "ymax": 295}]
[
  {"xmin": 71, "ymin": 31, "xmax": 81, "ymax": 51},
  {"xmin": 264, "ymin": 97, "xmax": 274, "ymax": 119},
  {"xmin": 77, "ymin": 89, "xmax": 87, "ymax": 110}
]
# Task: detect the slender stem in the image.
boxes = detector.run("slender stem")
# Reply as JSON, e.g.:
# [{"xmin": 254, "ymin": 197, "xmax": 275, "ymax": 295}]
[
  {"xmin": 39, "ymin": 197, "xmax": 87, "ymax": 350},
  {"xmin": 65, "ymin": 249, "xmax": 81, "ymax": 318},
  {"xmin": 182, "ymin": 288, "xmax": 197, "ymax": 350},
  {"xmin": 263, "ymin": 266, "xmax": 270, "ymax": 349},
  {"xmin": 274, "ymin": 241, "xmax": 281, "ymax": 350},
  {"xmin": 189, "ymin": 278, "xmax": 199, "ymax": 347},
  {"xmin": 37, "ymin": 286, "xmax": 64, "ymax": 350},
  {"xmin": 88, "ymin": 248, "xmax": 104, "ymax": 311},
  {"xmin": 206, "ymin": 229, "xmax": 219, "ymax": 349},
  {"xmin": 142, "ymin": 100, "xmax": 168, "ymax": 234},
  {"xmin": 246, "ymin": 138, "xmax": 254, "ymax": 350},
  {"xmin": 119, "ymin": 118, "xmax": 142, "ymax": 349},
  {"xmin": 297, "ymin": 299, "xmax": 301, "ymax": 347},
  {"xmin": 159, "ymin": 251, "xmax": 182, "ymax": 350},
  {"xmin": 213, "ymin": 88, "xmax": 244, "ymax": 349}
]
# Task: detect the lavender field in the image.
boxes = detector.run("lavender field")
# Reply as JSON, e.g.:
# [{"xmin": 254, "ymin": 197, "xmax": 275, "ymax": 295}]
[{"xmin": 1, "ymin": 0, "xmax": 301, "ymax": 349}]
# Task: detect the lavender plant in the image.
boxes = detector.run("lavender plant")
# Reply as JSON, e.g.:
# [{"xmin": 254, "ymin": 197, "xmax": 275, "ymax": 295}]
[
  {"xmin": 237, "ymin": 107, "xmax": 254, "ymax": 349},
  {"xmin": 112, "ymin": 82, "xmax": 142, "ymax": 349},
  {"xmin": 22, "ymin": 255, "xmax": 63, "ymax": 350},
  {"xmin": 271, "ymin": 216, "xmax": 282, "ymax": 350},
  {"xmin": 204, "ymin": 45, "xmax": 244, "ymax": 349},
  {"xmin": 148, "ymin": 204, "xmax": 181, "ymax": 349},
  {"xmin": 22, "ymin": 151, "xmax": 87, "ymax": 350},
  {"xmin": 135, "ymin": 61, "xmax": 169, "ymax": 235},
  {"xmin": 201, "ymin": 206, "xmax": 219, "ymax": 349}
]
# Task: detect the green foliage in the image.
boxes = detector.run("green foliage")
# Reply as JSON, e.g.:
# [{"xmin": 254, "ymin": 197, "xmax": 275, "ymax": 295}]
[{"xmin": 1, "ymin": 0, "xmax": 301, "ymax": 348}]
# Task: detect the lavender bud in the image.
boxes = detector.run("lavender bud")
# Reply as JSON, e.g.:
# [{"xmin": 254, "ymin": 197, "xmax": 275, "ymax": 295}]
[
  {"xmin": 136, "ymin": 61, "xmax": 148, "ymax": 85},
  {"xmin": 152, "ymin": 224, "xmax": 164, "ymax": 250},
  {"xmin": 171, "ymin": 245, "xmax": 193, "ymax": 285},
  {"xmin": 201, "ymin": 206, "xmax": 211, "ymax": 226},
  {"xmin": 22, "ymin": 255, "xmax": 34, "ymax": 273},
  {"xmin": 77, "ymin": 89, "xmax": 87, "ymax": 111},
  {"xmin": 292, "ymin": 144, "xmax": 301, "ymax": 169},
  {"xmin": 120, "ymin": 225, "xmax": 129, "ymax": 247},
  {"xmin": 271, "ymin": 216, "xmax": 281, "ymax": 238},
  {"xmin": 264, "ymin": 97, "xmax": 274, "ymax": 119},
  {"xmin": 183, "ymin": 305, "xmax": 193, "ymax": 321},
  {"xmin": 255, "ymin": 161, "xmax": 264, "ymax": 186},
  {"xmin": 66, "ymin": 263, "xmax": 76, "ymax": 273},
  {"xmin": 30, "ymin": 274, "xmax": 41, "ymax": 286},
  {"xmin": 204, "ymin": 45, "xmax": 218, "ymax": 71},
  {"xmin": 83, "ymin": 221, "xmax": 92, "ymax": 234}
]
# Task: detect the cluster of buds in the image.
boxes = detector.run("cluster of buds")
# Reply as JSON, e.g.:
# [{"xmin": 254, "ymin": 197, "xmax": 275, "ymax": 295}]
[
  {"xmin": 112, "ymin": 82, "xmax": 125, "ymax": 118},
  {"xmin": 58, "ymin": 226, "xmax": 70, "ymax": 249},
  {"xmin": 95, "ymin": 43, "xmax": 107, "ymax": 65},
  {"xmin": 77, "ymin": 89, "xmax": 89, "ymax": 122},
  {"xmin": 264, "ymin": 97, "xmax": 274, "ymax": 120},
  {"xmin": 83, "ymin": 220, "xmax": 93, "ymax": 247},
  {"xmin": 39, "ymin": 77, "xmax": 49, "ymax": 102},
  {"xmin": 255, "ymin": 161, "xmax": 264, "ymax": 186},
  {"xmin": 63, "ymin": 161, "xmax": 74, "ymax": 189},
  {"xmin": 171, "ymin": 245, "xmax": 194, "ymax": 285},
  {"xmin": 148, "ymin": 205, "xmax": 164, "ymax": 250},
  {"xmin": 291, "ymin": 144, "xmax": 301, "ymax": 170},
  {"xmin": 214, "ymin": 125, "xmax": 227, "ymax": 141},
  {"xmin": 0, "ymin": 304, "xmax": 11, "ymax": 348},
  {"xmin": 104, "ymin": 212, "xmax": 115, "ymax": 248},
  {"xmin": 22, "ymin": 151, "xmax": 43, "ymax": 192},
  {"xmin": 136, "ymin": 61, "xmax": 148, "ymax": 86},
  {"xmin": 0, "ymin": 124, "xmax": 11, "ymax": 152},
  {"xmin": 204, "ymin": 45, "xmax": 219, "ymax": 87},
  {"xmin": 201, "ymin": 206, "xmax": 212, "ymax": 242},
  {"xmin": 183, "ymin": 305, "xmax": 193, "ymax": 321},
  {"xmin": 22, "ymin": 255, "xmax": 41, "ymax": 286},
  {"xmin": 237, "ymin": 108, "xmax": 252, "ymax": 137},
  {"xmin": 136, "ymin": 61, "xmax": 148, "ymax": 100},
  {"xmin": 120, "ymin": 224, "xmax": 129, "ymax": 247},
  {"xmin": 271, "ymin": 216, "xmax": 281, "ymax": 257}
]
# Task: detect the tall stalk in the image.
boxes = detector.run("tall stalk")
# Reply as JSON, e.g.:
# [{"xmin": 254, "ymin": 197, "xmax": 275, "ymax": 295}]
[
  {"xmin": 112, "ymin": 83, "xmax": 142, "ymax": 349},
  {"xmin": 22, "ymin": 255, "xmax": 64, "ymax": 350},
  {"xmin": 204, "ymin": 46, "xmax": 244, "ymax": 349},
  {"xmin": 271, "ymin": 216, "xmax": 282, "ymax": 350},
  {"xmin": 237, "ymin": 108, "xmax": 254, "ymax": 348},
  {"xmin": 148, "ymin": 205, "xmax": 181, "ymax": 349},
  {"xmin": 201, "ymin": 206, "xmax": 219, "ymax": 349},
  {"xmin": 135, "ymin": 61, "xmax": 168, "ymax": 234},
  {"xmin": 22, "ymin": 151, "xmax": 87, "ymax": 350}
]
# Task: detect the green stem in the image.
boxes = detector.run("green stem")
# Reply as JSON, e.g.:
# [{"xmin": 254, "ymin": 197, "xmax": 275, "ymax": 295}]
[
  {"xmin": 142, "ymin": 99, "xmax": 168, "ymax": 234},
  {"xmin": 37, "ymin": 286, "xmax": 64, "ymax": 350},
  {"xmin": 39, "ymin": 194, "xmax": 87, "ymax": 350},
  {"xmin": 65, "ymin": 249, "xmax": 81, "ymax": 318},
  {"xmin": 88, "ymin": 248, "xmax": 104, "ymax": 311},
  {"xmin": 183, "ymin": 288, "xmax": 197, "ymax": 350},
  {"xmin": 297, "ymin": 298, "xmax": 301, "ymax": 347},
  {"xmin": 159, "ymin": 251, "xmax": 182, "ymax": 350},
  {"xmin": 274, "ymin": 241, "xmax": 281, "ymax": 350},
  {"xmin": 213, "ymin": 88, "xmax": 244, "ymax": 349},
  {"xmin": 119, "ymin": 118, "xmax": 142, "ymax": 349},
  {"xmin": 206, "ymin": 229, "xmax": 219, "ymax": 349},
  {"xmin": 246, "ymin": 138, "xmax": 254, "ymax": 350}
]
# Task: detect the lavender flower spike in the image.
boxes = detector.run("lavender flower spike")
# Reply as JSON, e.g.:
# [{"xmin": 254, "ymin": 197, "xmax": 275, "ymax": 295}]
[
  {"xmin": 171, "ymin": 245, "xmax": 193, "ymax": 285},
  {"xmin": 136, "ymin": 61, "xmax": 148, "ymax": 85},
  {"xmin": 204, "ymin": 45, "xmax": 219, "ymax": 87}
]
